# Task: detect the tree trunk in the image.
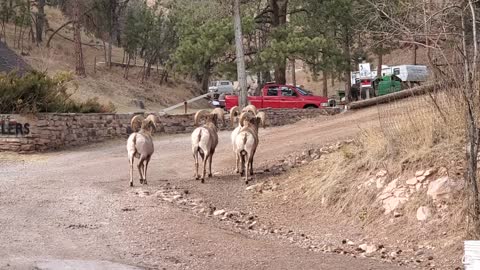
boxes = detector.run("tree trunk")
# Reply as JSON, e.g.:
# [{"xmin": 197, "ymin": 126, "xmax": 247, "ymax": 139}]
[
  {"xmin": 234, "ymin": 0, "xmax": 248, "ymax": 108},
  {"xmin": 201, "ymin": 60, "xmax": 211, "ymax": 92},
  {"xmin": 331, "ymin": 73, "xmax": 335, "ymax": 87},
  {"xmin": 464, "ymin": 2, "xmax": 480, "ymax": 238},
  {"xmin": 102, "ymin": 39, "xmax": 108, "ymax": 63},
  {"xmin": 108, "ymin": 39, "xmax": 113, "ymax": 69},
  {"xmin": 270, "ymin": 0, "xmax": 288, "ymax": 85},
  {"xmin": 322, "ymin": 71, "xmax": 328, "ymax": 97},
  {"xmin": 7, "ymin": 0, "xmax": 13, "ymax": 22},
  {"xmin": 125, "ymin": 55, "xmax": 131, "ymax": 79},
  {"xmin": 349, "ymin": 84, "xmax": 436, "ymax": 110},
  {"xmin": 343, "ymin": 28, "xmax": 352, "ymax": 103},
  {"xmin": 73, "ymin": 0, "xmax": 86, "ymax": 77},
  {"xmin": 141, "ymin": 58, "xmax": 147, "ymax": 82},
  {"xmin": 14, "ymin": 23, "xmax": 17, "ymax": 48},
  {"xmin": 26, "ymin": 0, "xmax": 34, "ymax": 43},
  {"xmin": 412, "ymin": 45, "xmax": 418, "ymax": 65},
  {"xmin": 275, "ymin": 64, "xmax": 286, "ymax": 84},
  {"xmin": 36, "ymin": 0, "xmax": 45, "ymax": 43},
  {"xmin": 377, "ymin": 50, "xmax": 383, "ymax": 77},
  {"xmin": 291, "ymin": 59, "xmax": 296, "ymax": 86}
]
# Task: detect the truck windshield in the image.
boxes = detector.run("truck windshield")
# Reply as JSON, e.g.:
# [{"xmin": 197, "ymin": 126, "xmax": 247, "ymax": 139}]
[{"xmin": 295, "ymin": 87, "xmax": 312, "ymax": 96}]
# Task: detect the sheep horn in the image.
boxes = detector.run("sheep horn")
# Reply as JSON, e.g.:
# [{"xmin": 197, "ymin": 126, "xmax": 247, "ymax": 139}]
[
  {"xmin": 242, "ymin": 105, "xmax": 258, "ymax": 115},
  {"xmin": 230, "ymin": 106, "xmax": 241, "ymax": 127},
  {"xmin": 256, "ymin": 111, "xmax": 266, "ymax": 129},
  {"xmin": 211, "ymin": 108, "xmax": 225, "ymax": 126},
  {"xmin": 194, "ymin": 110, "xmax": 210, "ymax": 126},
  {"xmin": 239, "ymin": 111, "xmax": 254, "ymax": 127},
  {"xmin": 130, "ymin": 115, "xmax": 144, "ymax": 132},
  {"xmin": 144, "ymin": 114, "xmax": 158, "ymax": 132}
]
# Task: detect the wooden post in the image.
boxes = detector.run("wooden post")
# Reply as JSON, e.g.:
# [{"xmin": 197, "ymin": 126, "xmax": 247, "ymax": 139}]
[{"xmin": 184, "ymin": 101, "xmax": 188, "ymax": 114}]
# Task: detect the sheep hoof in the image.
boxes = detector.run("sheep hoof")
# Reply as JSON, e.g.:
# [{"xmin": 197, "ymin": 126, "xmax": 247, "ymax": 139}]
[
  {"xmin": 195, "ymin": 176, "xmax": 199, "ymax": 180},
  {"xmin": 143, "ymin": 180, "xmax": 148, "ymax": 185},
  {"xmin": 245, "ymin": 180, "xmax": 249, "ymax": 185},
  {"xmin": 208, "ymin": 173, "xmax": 213, "ymax": 178},
  {"xmin": 201, "ymin": 178, "xmax": 205, "ymax": 183},
  {"xmin": 130, "ymin": 182, "xmax": 133, "ymax": 187},
  {"xmin": 139, "ymin": 179, "xmax": 144, "ymax": 184}
]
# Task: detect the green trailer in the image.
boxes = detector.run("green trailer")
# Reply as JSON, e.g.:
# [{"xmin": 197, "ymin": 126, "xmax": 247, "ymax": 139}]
[{"xmin": 373, "ymin": 75, "xmax": 404, "ymax": 96}]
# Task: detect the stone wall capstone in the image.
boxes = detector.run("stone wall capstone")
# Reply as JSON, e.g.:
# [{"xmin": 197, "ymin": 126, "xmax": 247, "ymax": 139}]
[{"xmin": 0, "ymin": 108, "xmax": 339, "ymax": 153}]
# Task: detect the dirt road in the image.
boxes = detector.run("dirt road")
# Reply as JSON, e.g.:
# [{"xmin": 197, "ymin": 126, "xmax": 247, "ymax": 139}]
[{"xmin": 0, "ymin": 107, "xmax": 407, "ymax": 270}]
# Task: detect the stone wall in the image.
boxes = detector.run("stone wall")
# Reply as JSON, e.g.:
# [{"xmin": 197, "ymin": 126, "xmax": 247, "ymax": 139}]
[{"xmin": 0, "ymin": 108, "xmax": 339, "ymax": 153}]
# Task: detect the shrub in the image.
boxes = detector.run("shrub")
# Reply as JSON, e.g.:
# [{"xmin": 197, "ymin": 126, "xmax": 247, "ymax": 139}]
[{"xmin": 0, "ymin": 71, "xmax": 116, "ymax": 113}]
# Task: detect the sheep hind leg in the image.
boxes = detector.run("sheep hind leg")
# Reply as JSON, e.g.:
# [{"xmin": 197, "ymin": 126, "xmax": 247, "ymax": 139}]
[
  {"xmin": 239, "ymin": 152, "xmax": 245, "ymax": 177},
  {"xmin": 208, "ymin": 152, "xmax": 213, "ymax": 178},
  {"xmin": 193, "ymin": 148, "xmax": 200, "ymax": 180},
  {"xmin": 137, "ymin": 158, "xmax": 145, "ymax": 184},
  {"xmin": 234, "ymin": 147, "xmax": 239, "ymax": 174},
  {"xmin": 201, "ymin": 153, "xmax": 209, "ymax": 183},
  {"xmin": 129, "ymin": 154, "xmax": 135, "ymax": 187},
  {"xmin": 244, "ymin": 153, "xmax": 250, "ymax": 185},
  {"xmin": 249, "ymin": 157, "xmax": 254, "ymax": 176},
  {"xmin": 143, "ymin": 156, "xmax": 151, "ymax": 185}
]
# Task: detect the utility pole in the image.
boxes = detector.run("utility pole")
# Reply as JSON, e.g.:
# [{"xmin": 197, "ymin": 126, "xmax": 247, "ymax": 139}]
[{"xmin": 233, "ymin": 0, "xmax": 248, "ymax": 109}]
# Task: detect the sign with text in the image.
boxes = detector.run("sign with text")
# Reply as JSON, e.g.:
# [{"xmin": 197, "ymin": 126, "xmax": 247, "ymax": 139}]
[
  {"xmin": 0, "ymin": 115, "xmax": 30, "ymax": 137},
  {"xmin": 359, "ymin": 63, "xmax": 371, "ymax": 78}
]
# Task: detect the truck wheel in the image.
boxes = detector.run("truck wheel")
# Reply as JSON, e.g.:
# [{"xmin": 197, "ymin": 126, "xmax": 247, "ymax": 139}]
[{"xmin": 304, "ymin": 105, "xmax": 318, "ymax": 109}]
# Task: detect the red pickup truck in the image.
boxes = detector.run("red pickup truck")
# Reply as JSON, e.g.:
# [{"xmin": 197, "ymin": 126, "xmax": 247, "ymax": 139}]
[{"xmin": 225, "ymin": 84, "xmax": 329, "ymax": 111}]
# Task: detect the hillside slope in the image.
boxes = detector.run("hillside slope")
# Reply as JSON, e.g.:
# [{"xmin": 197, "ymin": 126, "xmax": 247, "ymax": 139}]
[{"xmin": 2, "ymin": 7, "xmax": 204, "ymax": 113}]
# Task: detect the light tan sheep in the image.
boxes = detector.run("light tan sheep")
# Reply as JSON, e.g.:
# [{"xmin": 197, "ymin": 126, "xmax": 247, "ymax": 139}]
[
  {"xmin": 191, "ymin": 109, "xmax": 224, "ymax": 182},
  {"xmin": 127, "ymin": 114, "xmax": 158, "ymax": 187}
]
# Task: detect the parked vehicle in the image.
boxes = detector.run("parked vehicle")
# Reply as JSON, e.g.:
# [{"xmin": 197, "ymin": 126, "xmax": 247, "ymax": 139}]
[
  {"xmin": 208, "ymin": 81, "xmax": 234, "ymax": 98},
  {"xmin": 225, "ymin": 84, "xmax": 329, "ymax": 111},
  {"xmin": 351, "ymin": 64, "xmax": 428, "ymax": 87},
  {"xmin": 358, "ymin": 78, "xmax": 376, "ymax": 99},
  {"xmin": 373, "ymin": 75, "xmax": 406, "ymax": 96},
  {"xmin": 390, "ymin": 65, "xmax": 428, "ymax": 83}
]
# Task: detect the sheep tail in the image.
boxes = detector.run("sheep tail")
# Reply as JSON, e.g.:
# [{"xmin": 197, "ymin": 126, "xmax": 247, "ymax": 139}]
[
  {"xmin": 132, "ymin": 133, "xmax": 139, "ymax": 155},
  {"xmin": 240, "ymin": 132, "xmax": 248, "ymax": 156}
]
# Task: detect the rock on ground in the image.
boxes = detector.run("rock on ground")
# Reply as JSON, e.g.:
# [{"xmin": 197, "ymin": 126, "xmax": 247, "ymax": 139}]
[{"xmin": 416, "ymin": 206, "xmax": 431, "ymax": 221}]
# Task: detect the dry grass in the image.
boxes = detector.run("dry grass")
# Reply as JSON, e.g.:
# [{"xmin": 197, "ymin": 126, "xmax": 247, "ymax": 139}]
[
  {"xmin": 292, "ymin": 92, "xmax": 466, "ymax": 210},
  {"xmin": 270, "ymin": 89, "xmax": 469, "ymax": 267},
  {"xmin": 1, "ymin": 6, "xmax": 204, "ymax": 113}
]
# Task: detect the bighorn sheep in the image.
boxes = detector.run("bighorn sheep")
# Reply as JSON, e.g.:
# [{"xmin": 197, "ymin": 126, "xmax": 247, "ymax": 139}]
[
  {"xmin": 127, "ymin": 114, "xmax": 158, "ymax": 187},
  {"xmin": 230, "ymin": 105, "xmax": 266, "ymax": 174},
  {"xmin": 235, "ymin": 111, "xmax": 265, "ymax": 184},
  {"xmin": 191, "ymin": 109, "xmax": 224, "ymax": 182},
  {"xmin": 242, "ymin": 105, "xmax": 258, "ymax": 115}
]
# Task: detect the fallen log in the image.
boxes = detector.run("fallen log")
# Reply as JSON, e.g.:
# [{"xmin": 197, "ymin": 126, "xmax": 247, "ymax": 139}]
[{"xmin": 349, "ymin": 84, "xmax": 436, "ymax": 110}]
